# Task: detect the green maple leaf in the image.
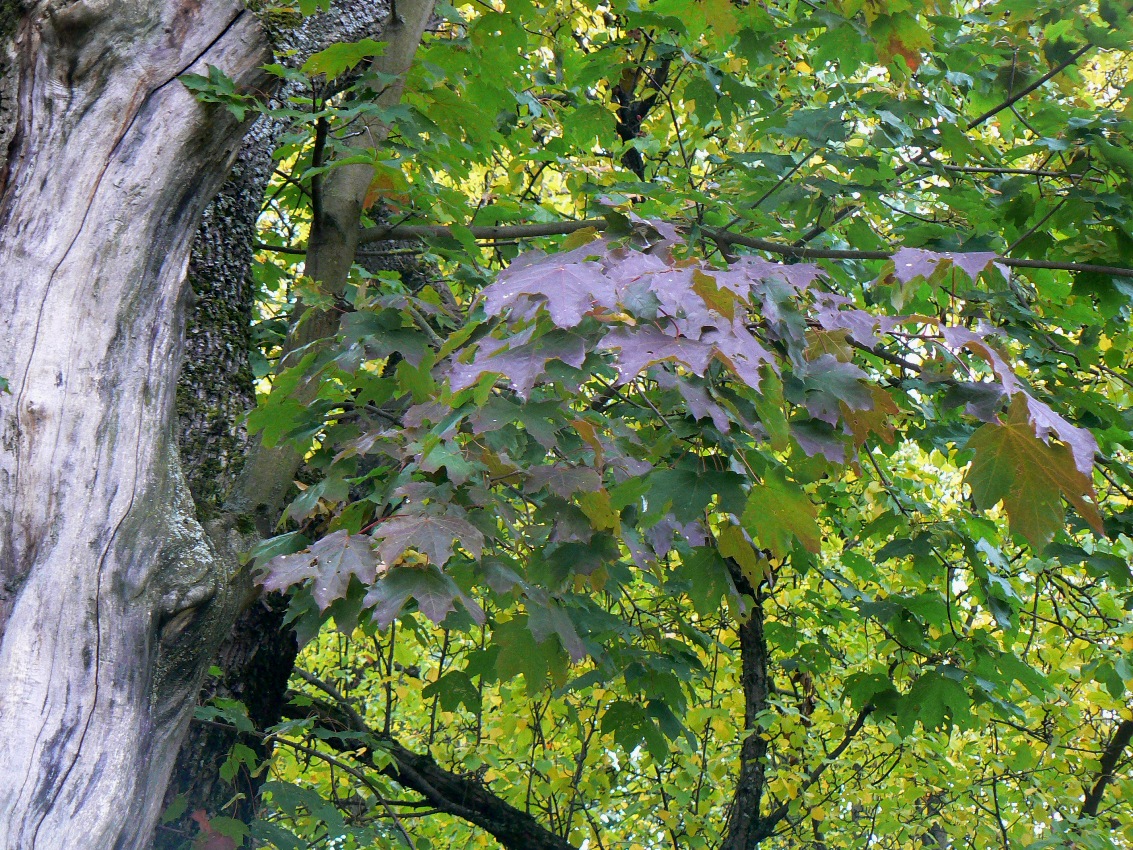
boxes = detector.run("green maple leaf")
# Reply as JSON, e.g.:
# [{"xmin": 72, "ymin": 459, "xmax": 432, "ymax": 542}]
[
  {"xmin": 647, "ymin": 467, "xmax": 746, "ymax": 524},
  {"xmin": 741, "ymin": 469, "xmax": 822, "ymax": 559},
  {"xmin": 965, "ymin": 395, "xmax": 1103, "ymax": 549}
]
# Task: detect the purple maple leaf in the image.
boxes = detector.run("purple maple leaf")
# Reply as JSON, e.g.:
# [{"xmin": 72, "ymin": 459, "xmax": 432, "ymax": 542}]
[
  {"xmin": 451, "ymin": 330, "xmax": 587, "ymax": 398},
  {"xmin": 892, "ymin": 248, "xmax": 999, "ymax": 284},
  {"xmin": 941, "ymin": 326, "xmax": 1022, "ymax": 395},
  {"xmin": 677, "ymin": 379, "xmax": 731, "ymax": 432},
  {"xmin": 1021, "ymin": 394, "xmax": 1098, "ymax": 475},
  {"xmin": 599, "ymin": 325, "xmax": 715, "ymax": 383},
  {"xmin": 646, "ymin": 268, "xmax": 719, "ymax": 335},
  {"xmin": 734, "ymin": 256, "xmax": 823, "ymax": 291},
  {"xmin": 791, "ymin": 420, "xmax": 848, "ymax": 463},
  {"xmin": 704, "ymin": 320, "xmax": 774, "ymax": 389},
  {"xmin": 259, "ymin": 530, "xmax": 381, "ymax": 611},
  {"xmin": 524, "ymin": 464, "xmax": 602, "ymax": 498},
  {"xmin": 483, "ymin": 261, "xmax": 616, "ymax": 328},
  {"xmin": 950, "ymin": 251, "xmax": 999, "ymax": 282},
  {"xmin": 606, "ymin": 249, "xmax": 670, "ymax": 283},
  {"xmin": 528, "ymin": 602, "xmax": 588, "ymax": 661},
  {"xmin": 891, "ymin": 248, "xmax": 945, "ymax": 283},
  {"xmin": 372, "ymin": 507, "xmax": 486, "ymax": 567}
]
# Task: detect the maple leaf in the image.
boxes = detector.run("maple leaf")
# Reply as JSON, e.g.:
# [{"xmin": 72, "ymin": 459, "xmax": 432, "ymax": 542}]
[
  {"xmin": 943, "ymin": 327, "xmax": 1097, "ymax": 473},
  {"xmin": 606, "ymin": 248, "xmax": 670, "ymax": 284},
  {"xmin": 528, "ymin": 601, "xmax": 587, "ymax": 661},
  {"xmin": 599, "ymin": 325, "xmax": 715, "ymax": 383},
  {"xmin": 1023, "ymin": 395, "xmax": 1098, "ymax": 476},
  {"xmin": 790, "ymin": 420, "xmax": 849, "ymax": 464},
  {"xmin": 812, "ymin": 294, "xmax": 882, "ymax": 345},
  {"xmin": 365, "ymin": 564, "xmax": 486, "ymax": 627},
  {"xmin": 259, "ymin": 530, "xmax": 380, "ymax": 611},
  {"xmin": 482, "ymin": 260, "xmax": 615, "ymax": 328},
  {"xmin": 741, "ymin": 469, "xmax": 822, "ymax": 559},
  {"xmin": 451, "ymin": 329, "xmax": 588, "ymax": 397},
  {"xmin": 692, "ymin": 269, "xmax": 739, "ymax": 321},
  {"xmin": 646, "ymin": 267, "xmax": 719, "ymax": 335},
  {"xmin": 524, "ymin": 464, "xmax": 603, "ymax": 498},
  {"xmin": 372, "ymin": 507, "xmax": 486, "ymax": 567},
  {"xmin": 805, "ymin": 328, "xmax": 855, "ymax": 362},
  {"xmin": 645, "ymin": 516, "xmax": 708, "ymax": 557},
  {"xmin": 657, "ymin": 372, "xmax": 730, "ymax": 432},
  {"xmin": 717, "ymin": 522, "xmax": 768, "ymax": 587},
  {"xmin": 941, "ymin": 326, "xmax": 1022, "ymax": 395},
  {"xmin": 800, "ymin": 354, "xmax": 873, "ymax": 424},
  {"xmin": 965, "ymin": 395, "xmax": 1104, "ymax": 549},
  {"xmin": 647, "ymin": 467, "xmax": 746, "ymax": 523},
  {"xmin": 842, "ymin": 386, "xmax": 900, "ymax": 446},
  {"xmin": 734, "ymin": 255, "xmax": 823, "ymax": 290},
  {"xmin": 892, "ymin": 248, "xmax": 998, "ymax": 284},
  {"xmin": 705, "ymin": 320, "xmax": 775, "ymax": 389}
]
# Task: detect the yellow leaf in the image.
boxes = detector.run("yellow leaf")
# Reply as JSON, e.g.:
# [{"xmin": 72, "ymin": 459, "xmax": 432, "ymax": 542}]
[
  {"xmin": 692, "ymin": 269, "xmax": 739, "ymax": 321},
  {"xmin": 577, "ymin": 488, "xmax": 620, "ymax": 533},
  {"xmin": 700, "ymin": 0, "xmax": 741, "ymax": 37},
  {"xmin": 560, "ymin": 226, "xmax": 601, "ymax": 252},
  {"xmin": 717, "ymin": 523, "xmax": 768, "ymax": 587}
]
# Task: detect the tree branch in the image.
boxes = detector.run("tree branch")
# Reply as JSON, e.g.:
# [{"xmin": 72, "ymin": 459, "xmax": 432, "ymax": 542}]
[
  {"xmin": 228, "ymin": 0, "xmax": 437, "ymax": 526},
  {"xmin": 964, "ymin": 44, "xmax": 1093, "ymax": 131},
  {"xmin": 752, "ymin": 706, "xmax": 872, "ymax": 842},
  {"xmin": 1080, "ymin": 718, "xmax": 1133, "ymax": 818},
  {"xmin": 282, "ymin": 689, "xmax": 579, "ymax": 850},
  {"xmin": 355, "ymin": 219, "xmax": 1133, "ymax": 278}
]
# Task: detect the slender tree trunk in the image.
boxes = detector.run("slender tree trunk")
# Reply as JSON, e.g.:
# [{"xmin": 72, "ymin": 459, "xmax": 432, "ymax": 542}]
[
  {"xmin": 0, "ymin": 3, "xmax": 269, "ymax": 846},
  {"xmin": 720, "ymin": 578, "xmax": 771, "ymax": 850}
]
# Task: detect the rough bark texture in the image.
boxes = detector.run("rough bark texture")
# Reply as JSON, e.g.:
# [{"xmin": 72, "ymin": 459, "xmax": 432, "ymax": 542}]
[
  {"xmin": 720, "ymin": 577, "xmax": 771, "ymax": 850},
  {"xmin": 0, "ymin": 2, "xmax": 270, "ymax": 847},
  {"xmin": 159, "ymin": 4, "xmax": 394, "ymax": 843}
]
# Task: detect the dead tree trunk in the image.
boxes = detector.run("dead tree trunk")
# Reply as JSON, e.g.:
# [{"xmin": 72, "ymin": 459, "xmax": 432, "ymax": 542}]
[{"xmin": 0, "ymin": 3, "xmax": 269, "ymax": 846}]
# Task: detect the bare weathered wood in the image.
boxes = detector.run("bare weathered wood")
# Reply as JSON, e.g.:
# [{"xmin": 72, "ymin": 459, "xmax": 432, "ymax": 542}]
[{"xmin": 0, "ymin": 3, "xmax": 269, "ymax": 846}]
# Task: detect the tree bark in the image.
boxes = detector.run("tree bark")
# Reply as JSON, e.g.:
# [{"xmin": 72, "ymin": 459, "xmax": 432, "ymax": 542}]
[
  {"xmin": 0, "ymin": 3, "xmax": 269, "ymax": 846},
  {"xmin": 286, "ymin": 692, "xmax": 579, "ymax": 850},
  {"xmin": 720, "ymin": 575, "xmax": 771, "ymax": 850},
  {"xmin": 159, "ymin": 6, "xmax": 399, "ymax": 842},
  {"xmin": 161, "ymin": 4, "xmax": 441, "ymax": 842}
]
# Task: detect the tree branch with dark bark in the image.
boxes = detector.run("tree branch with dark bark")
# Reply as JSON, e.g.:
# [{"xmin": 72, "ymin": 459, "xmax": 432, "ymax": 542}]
[
  {"xmin": 349, "ymin": 219, "xmax": 1133, "ymax": 278},
  {"xmin": 1080, "ymin": 718, "xmax": 1133, "ymax": 819},
  {"xmin": 280, "ymin": 680, "xmax": 580, "ymax": 850}
]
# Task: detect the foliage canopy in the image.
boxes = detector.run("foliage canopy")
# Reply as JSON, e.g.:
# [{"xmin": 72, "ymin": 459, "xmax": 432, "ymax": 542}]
[{"xmin": 178, "ymin": 0, "xmax": 1133, "ymax": 848}]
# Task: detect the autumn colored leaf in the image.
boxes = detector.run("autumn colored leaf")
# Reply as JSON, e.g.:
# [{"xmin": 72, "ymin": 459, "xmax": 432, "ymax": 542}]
[
  {"xmin": 692, "ymin": 269, "xmax": 738, "ymax": 321},
  {"xmin": 259, "ymin": 530, "xmax": 380, "ymax": 611},
  {"xmin": 842, "ymin": 386, "xmax": 900, "ymax": 446},
  {"xmin": 965, "ymin": 395, "xmax": 1104, "ymax": 549},
  {"xmin": 891, "ymin": 248, "xmax": 998, "ymax": 284},
  {"xmin": 372, "ymin": 507, "xmax": 486, "ymax": 567},
  {"xmin": 483, "ymin": 260, "xmax": 614, "ymax": 328}
]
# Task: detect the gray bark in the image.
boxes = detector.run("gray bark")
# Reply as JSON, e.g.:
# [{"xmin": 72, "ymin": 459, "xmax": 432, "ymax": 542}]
[{"xmin": 0, "ymin": 3, "xmax": 270, "ymax": 846}]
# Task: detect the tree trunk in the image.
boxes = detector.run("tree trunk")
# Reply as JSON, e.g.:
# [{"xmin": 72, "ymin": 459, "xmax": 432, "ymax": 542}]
[
  {"xmin": 157, "ymin": 7, "xmax": 394, "ymax": 842},
  {"xmin": 720, "ymin": 582, "xmax": 771, "ymax": 850},
  {"xmin": 0, "ymin": 3, "xmax": 269, "ymax": 846}
]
